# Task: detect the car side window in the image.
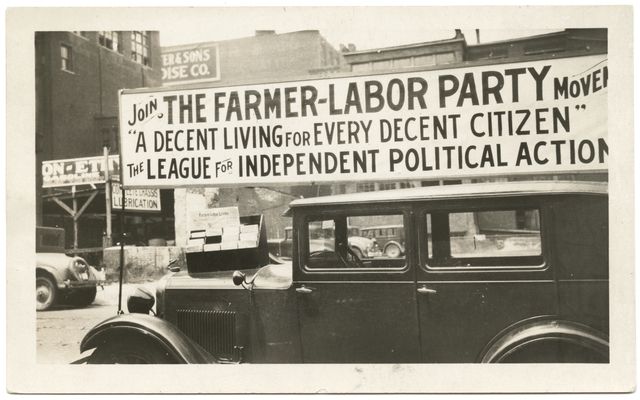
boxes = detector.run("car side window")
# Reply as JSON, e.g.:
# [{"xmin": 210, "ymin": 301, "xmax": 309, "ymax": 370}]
[
  {"xmin": 305, "ymin": 213, "xmax": 407, "ymax": 270},
  {"xmin": 425, "ymin": 208, "xmax": 543, "ymax": 269}
]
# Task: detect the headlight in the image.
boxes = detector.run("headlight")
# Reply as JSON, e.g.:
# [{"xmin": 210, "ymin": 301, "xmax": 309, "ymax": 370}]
[{"xmin": 127, "ymin": 286, "xmax": 155, "ymax": 314}]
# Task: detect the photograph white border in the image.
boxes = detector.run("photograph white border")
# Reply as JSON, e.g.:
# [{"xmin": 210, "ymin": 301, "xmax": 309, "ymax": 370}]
[{"xmin": 5, "ymin": 5, "xmax": 635, "ymax": 394}]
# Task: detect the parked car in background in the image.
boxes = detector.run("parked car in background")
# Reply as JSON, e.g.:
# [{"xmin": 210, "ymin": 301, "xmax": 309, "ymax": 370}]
[
  {"xmin": 36, "ymin": 227, "xmax": 105, "ymax": 311},
  {"xmin": 360, "ymin": 224, "xmax": 405, "ymax": 258},
  {"xmin": 81, "ymin": 181, "xmax": 609, "ymax": 364}
]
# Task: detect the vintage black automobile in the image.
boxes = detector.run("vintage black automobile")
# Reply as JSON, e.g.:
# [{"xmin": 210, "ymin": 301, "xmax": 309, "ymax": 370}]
[
  {"xmin": 80, "ymin": 181, "xmax": 609, "ymax": 363},
  {"xmin": 36, "ymin": 227, "xmax": 105, "ymax": 311}
]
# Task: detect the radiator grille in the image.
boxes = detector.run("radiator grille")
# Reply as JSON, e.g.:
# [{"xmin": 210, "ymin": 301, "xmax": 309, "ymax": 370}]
[{"xmin": 177, "ymin": 310, "xmax": 238, "ymax": 360}]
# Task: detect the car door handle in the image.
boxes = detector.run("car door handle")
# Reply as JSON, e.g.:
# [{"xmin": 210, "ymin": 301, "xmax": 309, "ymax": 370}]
[
  {"xmin": 296, "ymin": 285, "xmax": 314, "ymax": 294},
  {"xmin": 417, "ymin": 286, "xmax": 437, "ymax": 295}
]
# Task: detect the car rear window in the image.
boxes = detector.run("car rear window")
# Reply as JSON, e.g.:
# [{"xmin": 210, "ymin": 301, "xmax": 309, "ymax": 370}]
[{"xmin": 425, "ymin": 208, "xmax": 543, "ymax": 269}]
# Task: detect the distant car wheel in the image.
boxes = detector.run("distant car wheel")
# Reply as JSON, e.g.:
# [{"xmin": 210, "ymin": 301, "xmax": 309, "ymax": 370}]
[
  {"xmin": 36, "ymin": 276, "xmax": 57, "ymax": 311},
  {"xmin": 88, "ymin": 336, "xmax": 177, "ymax": 364},
  {"xmin": 385, "ymin": 244, "xmax": 402, "ymax": 258},
  {"xmin": 72, "ymin": 287, "xmax": 97, "ymax": 308}
]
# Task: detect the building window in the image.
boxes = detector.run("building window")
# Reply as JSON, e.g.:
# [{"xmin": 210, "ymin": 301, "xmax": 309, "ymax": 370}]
[
  {"xmin": 356, "ymin": 183, "xmax": 376, "ymax": 193},
  {"xmin": 131, "ymin": 31, "xmax": 151, "ymax": 66},
  {"xmin": 60, "ymin": 44, "xmax": 73, "ymax": 72},
  {"xmin": 72, "ymin": 31, "xmax": 87, "ymax": 38},
  {"xmin": 99, "ymin": 31, "xmax": 122, "ymax": 53},
  {"xmin": 379, "ymin": 183, "xmax": 397, "ymax": 191},
  {"xmin": 399, "ymin": 182, "xmax": 415, "ymax": 189},
  {"xmin": 421, "ymin": 181, "xmax": 440, "ymax": 187}
]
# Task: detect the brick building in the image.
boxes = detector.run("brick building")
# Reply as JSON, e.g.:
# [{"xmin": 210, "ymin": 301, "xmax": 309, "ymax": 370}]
[{"xmin": 36, "ymin": 31, "xmax": 166, "ymax": 254}]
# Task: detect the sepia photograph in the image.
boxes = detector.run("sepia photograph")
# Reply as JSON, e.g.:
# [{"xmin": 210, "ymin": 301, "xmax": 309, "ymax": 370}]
[{"xmin": 5, "ymin": 4, "xmax": 636, "ymax": 394}]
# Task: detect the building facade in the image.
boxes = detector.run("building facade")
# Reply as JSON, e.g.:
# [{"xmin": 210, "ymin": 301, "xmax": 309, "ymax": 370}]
[{"xmin": 36, "ymin": 31, "xmax": 165, "ymax": 255}]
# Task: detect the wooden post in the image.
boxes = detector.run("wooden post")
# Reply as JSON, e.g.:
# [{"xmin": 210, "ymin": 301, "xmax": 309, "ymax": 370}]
[
  {"xmin": 104, "ymin": 147, "xmax": 112, "ymax": 247},
  {"xmin": 118, "ymin": 185, "xmax": 126, "ymax": 315},
  {"xmin": 72, "ymin": 185, "xmax": 78, "ymax": 250}
]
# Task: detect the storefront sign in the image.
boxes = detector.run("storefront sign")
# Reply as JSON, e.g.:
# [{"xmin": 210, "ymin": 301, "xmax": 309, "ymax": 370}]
[
  {"xmin": 161, "ymin": 44, "xmax": 220, "ymax": 86},
  {"xmin": 42, "ymin": 155, "xmax": 120, "ymax": 188},
  {"xmin": 111, "ymin": 184, "xmax": 161, "ymax": 212},
  {"xmin": 120, "ymin": 54, "xmax": 608, "ymax": 188}
]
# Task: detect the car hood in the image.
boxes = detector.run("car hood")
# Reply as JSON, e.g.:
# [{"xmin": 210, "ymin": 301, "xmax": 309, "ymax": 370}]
[
  {"xmin": 166, "ymin": 262, "xmax": 293, "ymax": 291},
  {"xmin": 36, "ymin": 252, "xmax": 74, "ymax": 268},
  {"xmin": 349, "ymin": 236, "xmax": 373, "ymax": 248}
]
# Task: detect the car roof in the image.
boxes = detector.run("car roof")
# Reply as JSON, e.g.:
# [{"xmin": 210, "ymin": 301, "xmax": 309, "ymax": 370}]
[{"xmin": 288, "ymin": 181, "xmax": 607, "ymax": 210}]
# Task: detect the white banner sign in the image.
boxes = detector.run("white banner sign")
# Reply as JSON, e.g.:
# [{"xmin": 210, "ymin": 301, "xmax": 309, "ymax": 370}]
[
  {"xmin": 111, "ymin": 184, "xmax": 161, "ymax": 211},
  {"xmin": 42, "ymin": 155, "xmax": 120, "ymax": 188},
  {"xmin": 119, "ymin": 54, "xmax": 608, "ymax": 188}
]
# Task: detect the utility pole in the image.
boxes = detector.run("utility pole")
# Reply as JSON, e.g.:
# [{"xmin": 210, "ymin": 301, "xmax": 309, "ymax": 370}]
[{"xmin": 104, "ymin": 145, "xmax": 112, "ymax": 247}]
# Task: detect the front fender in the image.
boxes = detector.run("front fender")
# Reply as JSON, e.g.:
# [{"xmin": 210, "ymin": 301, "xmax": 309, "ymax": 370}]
[
  {"xmin": 477, "ymin": 316, "xmax": 609, "ymax": 363},
  {"xmin": 36, "ymin": 266, "xmax": 66, "ymax": 289},
  {"xmin": 81, "ymin": 313, "xmax": 217, "ymax": 364}
]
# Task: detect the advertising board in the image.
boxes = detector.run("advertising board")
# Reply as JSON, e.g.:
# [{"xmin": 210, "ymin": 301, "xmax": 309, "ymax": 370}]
[
  {"xmin": 161, "ymin": 44, "xmax": 220, "ymax": 86},
  {"xmin": 119, "ymin": 54, "xmax": 607, "ymax": 189},
  {"xmin": 111, "ymin": 183, "xmax": 161, "ymax": 212},
  {"xmin": 42, "ymin": 155, "xmax": 120, "ymax": 188}
]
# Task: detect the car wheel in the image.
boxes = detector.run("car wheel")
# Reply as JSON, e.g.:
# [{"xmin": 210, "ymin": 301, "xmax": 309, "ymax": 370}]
[
  {"xmin": 36, "ymin": 276, "xmax": 57, "ymax": 311},
  {"xmin": 88, "ymin": 336, "xmax": 177, "ymax": 364},
  {"xmin": 72, "ymin": 287, "xmax": 97, "ymax": 308},
  {"xmin": 385, "ymin": 244, "xmax": 402, "ymax": 258}
]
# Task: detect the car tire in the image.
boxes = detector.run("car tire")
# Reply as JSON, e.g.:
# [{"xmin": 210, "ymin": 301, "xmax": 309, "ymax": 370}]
[
  {"xmin": 72, "ymin": 287, "xmax": 97, "ymax": 308},
  {"xmin": 385, "ymin": 244, "xmax": 402, "ymax": 258},
  {"xmin": 36, "ymin": 276, "xmax": 57, "ymax": 311},
  {"xmin": 88, "ymin": 336, "xmax": 177, "ymax": 364}
]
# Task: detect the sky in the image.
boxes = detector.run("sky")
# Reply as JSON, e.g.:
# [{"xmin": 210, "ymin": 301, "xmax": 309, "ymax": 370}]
[{"xmin": 157, "ymin": 7, "xmax": 564, "ymax": 51}]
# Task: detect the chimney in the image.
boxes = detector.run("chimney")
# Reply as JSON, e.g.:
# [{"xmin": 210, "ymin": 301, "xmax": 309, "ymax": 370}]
[{"xmin": 348, "ymin": 43, "xmax": 356, "ymax": 52}]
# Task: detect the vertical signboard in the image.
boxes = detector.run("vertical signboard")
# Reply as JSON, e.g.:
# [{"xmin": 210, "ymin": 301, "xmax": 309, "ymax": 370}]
[{"xmin": 111, "ymin": 184, "xmax": 161, "ymax": 212}]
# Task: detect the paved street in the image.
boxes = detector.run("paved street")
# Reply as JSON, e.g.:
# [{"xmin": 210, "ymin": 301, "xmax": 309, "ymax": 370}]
[{"xmin": 36, "ymin": 281, "xmax": 157, "ymax": 364}]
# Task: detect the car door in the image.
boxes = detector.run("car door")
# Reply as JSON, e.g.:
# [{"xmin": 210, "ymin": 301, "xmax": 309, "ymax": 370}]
[
  {"xmin": 294, "ymin": 205, "xmax": 422, "ymax": 363},
  {"xmin": 415, "ymin": 197, "xmax": 557, "ymax": 363}
]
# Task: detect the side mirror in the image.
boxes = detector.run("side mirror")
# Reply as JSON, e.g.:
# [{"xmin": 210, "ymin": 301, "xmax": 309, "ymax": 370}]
[{"xmin": 232, "ymin": 271, "xmax": 246, "ymax": 286}]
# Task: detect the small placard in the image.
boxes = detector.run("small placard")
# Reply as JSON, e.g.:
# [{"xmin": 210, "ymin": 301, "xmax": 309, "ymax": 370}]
[{"xmin": 189, "ymin": 207, "xmax": 241, "ymax": 231}]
